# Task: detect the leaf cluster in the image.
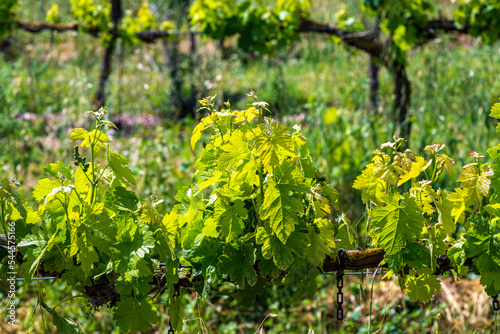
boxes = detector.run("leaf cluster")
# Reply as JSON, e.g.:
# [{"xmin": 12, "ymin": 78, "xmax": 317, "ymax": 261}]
[
  {"xmin": 5, "ymin": 108, "xmax": 174, "ymax": 333},
  {"xmin": 355, "ymin": 101, "xmax": 500, "ymax": 302},
  {"xmin": 173, "ymin": 92, "xmax": 344, "ymax": 306},
  {"xmin": 453, "ymin": 0, "xmax": 500, "ymax": 45},
  {"xmin": 0, "ymin": 0, "xmax": 18, "ymax": 40},
  {"xmin": 5, "ymin": 97, "xmax": 500, "ymax": 332},
  {"xmin": 189, "ymin": 0, "xmax": 310, "ymax": 54}
]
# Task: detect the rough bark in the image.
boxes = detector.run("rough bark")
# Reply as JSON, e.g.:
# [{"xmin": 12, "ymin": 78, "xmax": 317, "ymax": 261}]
[
  {"xmin": 367, "ymin": 23, "xmax": 380, "ymax": 113},
  {"xmin": 392, "ymin": 60, "xmax": 412, "ymax": 139},
  {"xmin": 94, "ymin": 0, "xmax": 122, "ymax": 107},
  {"xmin": 368, "ymin": 57, "xmax": 380, "ymax": 113}
]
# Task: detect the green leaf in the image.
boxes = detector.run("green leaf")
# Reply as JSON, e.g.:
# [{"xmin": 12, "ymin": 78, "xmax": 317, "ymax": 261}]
[
  {"xmin": 256, "ymin": 227, "xmax": 308, "ymax": 270},
  {"xmin": 195, "ymin": 143, "xmax": 218, "ymax": 173},
  {"xmin": 258, "ymin": 259, "xmax": 281, "ymax": 278},
  {"xmin": 73, "ymin": 167, "xmax": 90, "ymax": 199},
  {"xmin": 489, "ymin": 161, "xmax": 500, "ymax": 204},
  {"xmin": 68, "ymin": 128, "xmax": 89, "ymax": 141},
  {"xmin": 435, "ymin": 190, "xmax": 456, "ymax": 236},
  {"xmin": 43, "ymin": 161, "xmax": 73, "ymax": 181},
  {"xmin": 457, "ymin": 163, "xmax": 493, "ymax": 207},
  {"xmin": 489, "ymin": 101, "xmax": 500, "ymax": 121},
  {"xmin": 404, "ymin": 268, "xmax": 441, "ymax": 303},
  {"xmin": 447, "ymin": 188, "xmax": 467, "ymax": 223},
  {"xmin": 218, "ymin": 243, "xmax": 257, "ymax": 288},
  {"xmin": 373, "ymin": 154, "xmax": 402, "ymax": 186},
  {"xmin": 184, "ymin": 237, "xmax": 223, "ymax": 298},
  {"xmin": 109, "ymin": 152, "xmax": 136, "ymax": 187},
  {"xmin": 76, "ymin": 238, "xmax": 98, "ymax": 275},
  {"xmin": 167, "ymin": 293, "xmax": 184, "ymax": 331},
  {"xmin": 181, "ymin": 219, "xmax": 204, "ymax": 250},
  {"xmin": 307, "ymin": 219, "xmax": 336, "ymax": 267},
  {"xmin": 260, "ymin": 180, "xmax": 303, "ymax": 244},
  {"xmin": 208, "ymin": 198, "xmax": 248, "ymax": 242},
  {"xmin": 70, "ymin": 129, "xmax": 110, "ymax": 153},
  {"xmin": 234, "ymin": 106, "xmax": 259, "ymax": 123},
  {"xmin": 191, "ymin": 122, "xmax": 204, "ymax": 150},
  {"xmin": 33, "ymin": 178, "xmax": 61, "ymax": 202},
  {"xmin": 479, "ymin": 270, "xmax": 500, "ymax": 296},
  {"xmin": 113, "ymin": 187, "xmax": 139, "ymax": 212},
  {"xmin": 19, "ymin": 226, "xmax": 52, "ymax": 281},
  {"xmin": 217, "ymin": 131, "xmax": 251, "ymax": 170},
  {"xmin": 335, "ymin": 214, "xmax": 357, "ymax": 250},
  {"xmin": 294, "ymin": 134, "xmax": 316, "ymax": 179},
  {"xmin": 254, "ymin": 121, "xmax": 295, "ymax": 173},
  {"xmin": 369, "ymin": 193, "xmax": 425, "ymax": 255},
  {"xmin": 111, "ymin": 216, "xmax": 155, "ymax": 273},
  {"xmin": 352, "ymin": 164, "xmax": 385, "ymax": 204},
  {"xmin": 40, "ymin": 296, "xmax": 80, "ymax": 334},
  {"xmin": 274, "ymin": 159, "xmax": 310, "ymax": 192},
  {"xmin": 385, "ymin": 243, "xmax": 431, "ymax": 272},
  {"xmin": 229, "ymin": 158, "xmax": 260, "ymax": 191},
  {"xmin": 397, "ymin": 156, "xmax": 426, "ymax": 186},
  {"xmin": 447, "ymin": 241, "xmax": 466, "ymax": 269},
  {"xmin": 155, "ymin": 208, "xmax": 180, "ymax": 261},
  {"xmin": 113, "ymin": 296, "xmax": 158, "ymax": 333},
  {"xmin": 196, "ymin": 170, "xmax": 225, "ymax": 193},
  {"xmin": 291, "ymin": 268, "xmax": 319, "ymax": 304},
  {"xmin": 1, "ymin": 178, "xmax": 27, "ymax": 221},
  {"xmin": 22, "ymin": 206, "xmax": 40, "ymax": 225},
  {"xmin": 140, "ymin": 200, "xmax": 162, "ymax": 225},
  {"xmin": 463, "ymin": 215, "xmax": 500, "ymax": 271},
  {"xmin": 234, "ymin": 274, "xmax": 268, "ymax": 308},
  {"xmin": 162, "ymin": 258, "xmax": 180, "ymax": 302},
  {"xmin": 485, "ymin": 203, "xmax": 500, "ymax": 217}
]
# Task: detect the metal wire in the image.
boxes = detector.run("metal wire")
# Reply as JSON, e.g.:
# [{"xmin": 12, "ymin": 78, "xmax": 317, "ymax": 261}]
[
  {"xmin": 0, "ymin": 277, "xmax": 56, "ymax": 281},
  {"xmin": 0, "ymin": 268, "xmax": 474, "ymax": 281},
  {"xmin": 321, "ymin": 271, "xmax": 383, "ymax": 276},
  {"xmin": 0, "ymin": 272, "xmax": 377, "ymax": 281}
]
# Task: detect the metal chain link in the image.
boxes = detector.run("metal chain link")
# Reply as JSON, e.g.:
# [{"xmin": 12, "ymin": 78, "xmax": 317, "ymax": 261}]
[
  {"xmin": 493, "ymin": 295, "xmax": 499, "ymax": 312},
  {"xmin": 337, "ymin": 270, "xmax": 344, "ymax": 321},
  {"xmin": 336, "ymin": 248, "xmax": 348, "ymax": 321}
]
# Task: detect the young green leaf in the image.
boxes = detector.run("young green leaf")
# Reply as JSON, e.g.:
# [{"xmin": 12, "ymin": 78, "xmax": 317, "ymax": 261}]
[
  {"xmin": 307, "ymin": 219, "xmax": 336, "ymax": 267},
  {"xmin": 109, "ymin": 152, "xmax": 137, "ymax": 187},
  {"xmin": 40, "ymin": 296, "xmax": 80, "ymax": 334},
  {"xmin": 404, "ymin": 268, "xmax": 441, "ymax": 302},
  {"xmin": 217, "ymin": 243, "xmax": 257, "ymax": 288},
  {"xmin": 463, "ymin": 215, "xmax": 500, "ymax": 271},
  {"xmin": 457, "ymin": 163, "xmax": 493, "ymax": 207},
  {"xmin": 113, "ymin": 296, "xmax": 158, "ymax": 333},
  {"xmin": 70, "ymin": 129, "xmax": 110, "ymax": 153},
  {"xmin": 207, "ymin": 198, "xmax": 248, "ymax": 242},
  {"xmin": 352, "ymin": 164, "xmax": 385, "ymax": 204},
  {"xmin": 256, "ymin": 227, "xmax": 308, "ymax": 270},
  {"xmin": 254, "ymin": 121, "xmax": 295, "ymax": 173},
  {"xmin": 259, "ymin": 180, "xmax": 303, "ymax": 244},
  {"xmin": 397, "ymin": 156, "xmax": 426, "ymax": 186},
  {"xmin": 369, "ymin": 193, "xmax": 425, "ymax": 255}
]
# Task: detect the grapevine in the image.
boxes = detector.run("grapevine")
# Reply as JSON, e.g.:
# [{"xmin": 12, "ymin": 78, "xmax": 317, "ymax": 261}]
[{"xmin": 2, "ymin": 95, "xmax": 500, "ymax": 332}]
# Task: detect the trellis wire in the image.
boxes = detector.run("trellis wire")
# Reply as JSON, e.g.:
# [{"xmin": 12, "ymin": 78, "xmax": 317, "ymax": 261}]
[
  {"xmin": 0, "ymin": 271, "xmax": 385, "ymax": 281},
  {"xmin": 0, "ymin": 271, "xmax": 380, "ymax": 281},
  {"xmin": 0, "ymin": 268, "xmax": 477, "ymax": 281},
  {"xmin": 0, "ymin": 276, "xmax": 56, "ymax": 281}
]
